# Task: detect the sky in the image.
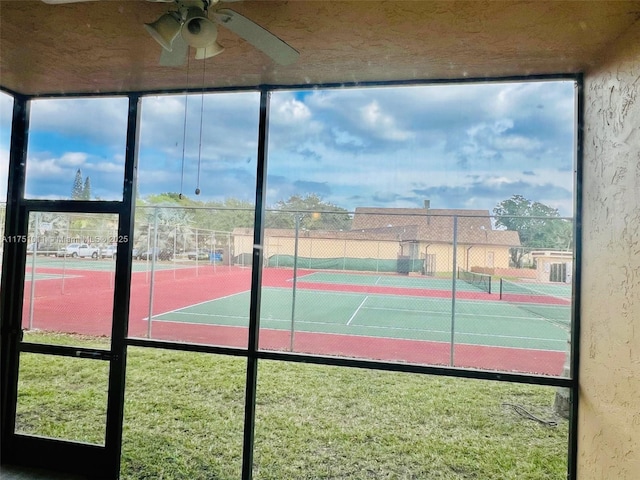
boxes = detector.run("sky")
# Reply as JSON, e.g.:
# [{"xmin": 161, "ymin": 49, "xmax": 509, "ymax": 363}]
[{"xmin": 0, "ymin": 80, "xmax": 575, "ymax": 216}]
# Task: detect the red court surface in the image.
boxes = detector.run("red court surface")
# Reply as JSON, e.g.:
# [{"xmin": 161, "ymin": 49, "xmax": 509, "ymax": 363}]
[{"xmin": 18, "ymin": 265, "xmax": 566, "ymax": 376}]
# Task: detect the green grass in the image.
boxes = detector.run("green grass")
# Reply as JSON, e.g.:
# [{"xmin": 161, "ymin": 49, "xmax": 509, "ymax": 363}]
[{"xmin": 17, "ymin": 332, "xmax": 568, "ymax": 479}]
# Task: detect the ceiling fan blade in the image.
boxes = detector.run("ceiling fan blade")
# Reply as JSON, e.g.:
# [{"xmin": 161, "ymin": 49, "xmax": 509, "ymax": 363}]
[
  {"xmin": 41, "ymin": 0, "xmax": 98, "ymax": 4},
  {"xmin": 212, "ymin": 8, "xmax": 299, "ymax": 66},
  {"xmin": 160, "ymin": 35, "xmax": 189, "ymax": 67},
  {"xmin": 42, "ymin": 0, "xmax": 174, "ymax": 3}
]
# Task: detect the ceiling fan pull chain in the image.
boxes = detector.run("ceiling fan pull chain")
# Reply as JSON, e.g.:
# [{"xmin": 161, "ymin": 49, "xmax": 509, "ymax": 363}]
[
  {"xmin": 195, "ymin": 59, "xmax": 206, "ymax": 196},
  {"xmin": 179, "ymin": 55, "xmax": 191, "ymax": 200}
]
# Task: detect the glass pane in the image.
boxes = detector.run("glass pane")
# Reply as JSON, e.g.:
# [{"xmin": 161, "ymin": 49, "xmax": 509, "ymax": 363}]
[
  {"xmin": 122, "ymin": 347, "xmax": 245, "ymax": 479},
  {"xmin": 254, "ymin": 361, "xmax": 569, "ymax": 479},
  {"xmin": 23, "ymin": 211, "xmax": 118, "ymax": 345},
  {"xmin": 0, "ymin": 91, "xmax": 12, "ymax": 282},
  {"xmin": 16, "ymin": 339, "xmax": 110, "ymax": 446},
  {"xmin": 262, "ymin": 82, "xmax": 575, "ymax": 376},
  {"xmin": 129, "ymin": 92, "xmax": 259, "ymax": 347},
  {"xmin": 25, "ymin": 97, "xmax": 128, "ymax": 200}
]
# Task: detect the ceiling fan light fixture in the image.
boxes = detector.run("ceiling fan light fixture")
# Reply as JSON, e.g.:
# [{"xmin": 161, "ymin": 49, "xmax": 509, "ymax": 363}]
[
  {"xmin": 144, "ymin": 12, "xmax": 182, "ymax": 51},
  {"xmin": 182, "ymin": 7, "xmax": 218, "ymax": 48},
  {"xmin": 195, "ymin": 42, "xmax": 225, "ymax": 60}
]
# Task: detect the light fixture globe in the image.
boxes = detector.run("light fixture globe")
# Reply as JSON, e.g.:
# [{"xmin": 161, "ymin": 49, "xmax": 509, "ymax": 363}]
[
  {"xmin": 195, "ymin": 42, "xmax": 225, "ymax": 59},
  {"xmin": 182, "ymin": 7, "xmax": 219, "ymax": 48},
  {"xmin": 144, "ymin": 12, "xmax": 182, "ymax": 51}
]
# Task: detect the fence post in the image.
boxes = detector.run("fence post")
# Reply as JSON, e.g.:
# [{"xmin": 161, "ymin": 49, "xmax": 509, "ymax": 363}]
[
  {"xmin": 290, "ymin": 214, "xmax": 301, "ymax": 351},
  {"xmin": 147, "ymin": 207, "xmax": 159, "ymax": 339},
  {"xmin": 343, "ymin": 240, "xmax": 347, "ymax": 271},
  {"xmin": 450, "ymin": 215, "xmax": 458, "ymax": 366},
  {"xmin": 27, "ymin": 212, "xmax": 39, "ymax": 330}
]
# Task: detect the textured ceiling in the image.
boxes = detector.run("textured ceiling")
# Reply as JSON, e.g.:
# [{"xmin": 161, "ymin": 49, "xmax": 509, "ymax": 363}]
[{"xmin": 1, "ymin": 0, "xmax": 640, "ymax": 96}]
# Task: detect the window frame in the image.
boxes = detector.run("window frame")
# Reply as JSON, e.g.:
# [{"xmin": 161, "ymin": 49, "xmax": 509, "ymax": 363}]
[{"xmin": 0, "ymin": 75, "xmax": 582, "ymax": 480}]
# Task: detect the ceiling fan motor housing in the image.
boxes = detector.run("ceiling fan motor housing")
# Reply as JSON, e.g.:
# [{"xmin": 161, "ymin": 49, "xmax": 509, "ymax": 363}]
[{"xmin": 182, "ymin": 6, "xmax": 218, "ymax": 48}]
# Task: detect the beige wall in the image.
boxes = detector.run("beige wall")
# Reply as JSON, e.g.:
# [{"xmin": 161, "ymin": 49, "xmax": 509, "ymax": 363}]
[
  {"xmin": 581, "ymin": 19, "xmax": 640, "ymax": 479},
  {"xmin": 260, "ymin": 236, "xmax": 402, "ymax": 260},
  {"xmin": 235, "ymin": 232, "xmax": 512, "ymax": 273}
]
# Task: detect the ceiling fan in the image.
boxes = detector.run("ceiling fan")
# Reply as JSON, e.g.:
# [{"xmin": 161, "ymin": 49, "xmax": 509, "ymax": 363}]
[{"xmin": 41, "ymin": 0, "xmax": 300, "ymax": 67}]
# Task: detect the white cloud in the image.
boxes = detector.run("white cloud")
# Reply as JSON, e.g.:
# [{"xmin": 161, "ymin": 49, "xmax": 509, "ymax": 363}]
[
  {"xmin": 359, "ymin": 100, "xmax": 413, "ymax": 141},
  {"xmin": 26, "ymin": 156, "xmax": 66, "ymax": 176},
  {"xmin": 30, "ymin": 97, "xmax": 129, "ymax": 145},
  {"xmin": 2, "ymin": 81, "xmax": 576, "ymax": 215},
  {"xmin": 89, "ymin": 161, "xmax": 125, "ymax": 174},
  {"xmin": 484, "ymin": 176, "xmax": 514, "ymax": 187},
  {"xmin": 0, "ymin": 147, "xmax": 8, "ymax": 200},
  {"xmin": 274, "ymin": 97, "xmax": 312, "ymax": 123},
  {"xmin": 59, "ymin": 152, "xmax": 88, "ymax": 167}
]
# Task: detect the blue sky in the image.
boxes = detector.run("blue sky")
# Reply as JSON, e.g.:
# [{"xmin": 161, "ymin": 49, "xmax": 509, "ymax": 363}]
[{"xmin": 0, "ymin": 80, "xmax": 575, "ymax": 215}]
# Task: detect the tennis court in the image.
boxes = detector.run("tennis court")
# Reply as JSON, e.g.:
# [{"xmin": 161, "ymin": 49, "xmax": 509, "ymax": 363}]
[
  {"xmin": 150, "ymin": 278, "xmax": 570, "ymax": 352},
  {"xmin": 294, "ymin": 271, "xmax": 485, "ymax": 292},
  {"xmin": 25, "ymin": 256, "xmax": 206, "ymax": 272}
]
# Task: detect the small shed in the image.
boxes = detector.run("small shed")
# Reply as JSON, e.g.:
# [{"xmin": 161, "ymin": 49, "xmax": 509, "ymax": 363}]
[{"xmin": 531, "ymin": 251, "xmax": 574, "ymax": 283}]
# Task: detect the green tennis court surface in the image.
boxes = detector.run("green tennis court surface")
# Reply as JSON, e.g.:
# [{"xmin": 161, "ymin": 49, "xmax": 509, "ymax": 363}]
[
  {"xmin": 151, "ymin": 287, "xmax": 569, "ymax": 351},
  {"xmin": 501, "ymin": 279, "xmax": 572, "ymax": 299},
  {"xmin": 295, "ymin": 271, "xmax": 490, "ymax": 292},
  {"xmin": 24, "ymin": 272, "xmax": 80, "ymax": 281},
  {"xmin": 26, "ymin": 257, "xmax": 196, "ymax": 272}
]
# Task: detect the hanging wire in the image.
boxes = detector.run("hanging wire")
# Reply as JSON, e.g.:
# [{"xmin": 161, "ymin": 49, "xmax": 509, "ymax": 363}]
[
  {"xmin": 179, "ymin": 55, "xmax": 191, "ymax": 200},
  {"xmin": 195, "ymin": 55, "xmax": 206, "ymax": 195}
]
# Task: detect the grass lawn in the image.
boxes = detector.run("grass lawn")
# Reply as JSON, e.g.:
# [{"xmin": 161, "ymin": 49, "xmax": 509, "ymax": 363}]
[{"xmin": 17, "ymin": 332, "xmax": 568, "ymax": 479}]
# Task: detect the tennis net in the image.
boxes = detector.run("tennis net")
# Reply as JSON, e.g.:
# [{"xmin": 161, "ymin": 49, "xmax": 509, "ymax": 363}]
[
  {"xmin": 457, "ymin": 268, "xmax": 492, "ymax": 294},
  {"xmin": 499, "ymin": 278, "xmax": 571, "ymax": 329}
]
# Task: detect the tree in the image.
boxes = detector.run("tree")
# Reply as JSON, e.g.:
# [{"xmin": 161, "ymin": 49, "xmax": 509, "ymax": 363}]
[
  {"xmin": 82, "ymin": 177, "xmax": 92, "ymax": 200},
  {"xmin": 265, "ymin": 194, "xmax": 352, "ymax": 231},
  {"xmin": 71, "ymin": 169, "xmax": 92, "ymax": 200},
  {"xmin": 72, "ymin": 169, "xmax": 84, "ymax": 199},
  {"xmin": 493, "ymin": 195, "xmax": 573, "ymax": 267},
  {"xmin": 197, "ymin": 198, "xmax": 255, "ymax": 233},
  {"xmin": 135, "ymin": 193, "xmax": 195, "ymax": 250}
]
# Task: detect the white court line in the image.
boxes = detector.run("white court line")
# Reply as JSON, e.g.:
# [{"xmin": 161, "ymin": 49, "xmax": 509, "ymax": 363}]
[
  {"xmin": 155, "ymin": 292, "xmax": 566, "ymax": 334},
  {"xmin": 286, "ymin": 272, "xmax": 318, "ymax": 283},
  {"xmin": 346, "ymin": 296, "xmax": 368, "ymax": 325},
  {"xmin": 364, "ymin": 305, "xmax": 550, "ymax": 322},
  {"xmin": 167, "ymin": 311, "xmax": 247, "ymax": 320},
  {"xmin": 141, "ymin": 290, "xmax": 249, "ymax": 320},
  {"xmin": 261, "ymin": 317, "xmax": 565, "ymax": 342},
  {"xmin": 156, "ymin": 311, "xmax": 564, "ymax": 344},
  {"xmin": 374, "ymin": 276, "xmax": 382, "ymax": 285},
  {"xmin": 147, "ymin": 287, "xmax": 567, "ymax": 341},
  {"xmin": 152, "ymin": 315, "xmax": 566, "ymax": 347},
  {"xmin": 25, "ymin": 274, "xmax": 82, "ymax": 281}
]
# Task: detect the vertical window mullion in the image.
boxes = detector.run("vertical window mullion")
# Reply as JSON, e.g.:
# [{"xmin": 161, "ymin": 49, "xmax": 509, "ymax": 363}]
[{"xmin": 241, "ymin": 88, "xmax": 271, "ymax": 480}]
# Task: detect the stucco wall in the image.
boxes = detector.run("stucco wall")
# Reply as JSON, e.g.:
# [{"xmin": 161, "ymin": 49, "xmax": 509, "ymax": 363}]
[
  {"xmin": 238, "ymin": 233, "xmax": 513, "ymax": 273},
  {"xmin": 581, "ymin": 19, "xmax": 640, "ymax": 479}
]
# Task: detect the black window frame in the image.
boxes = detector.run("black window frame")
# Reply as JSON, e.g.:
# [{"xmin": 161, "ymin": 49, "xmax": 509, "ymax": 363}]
[{"xmin": 0, "ymin": 74, "xmax": 582, "ymax": 480}]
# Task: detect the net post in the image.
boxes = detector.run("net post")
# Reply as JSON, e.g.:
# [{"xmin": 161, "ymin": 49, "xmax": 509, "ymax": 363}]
[{"xmin": 499, "ymin": 277, "xmax": 503, "ymax": 300}]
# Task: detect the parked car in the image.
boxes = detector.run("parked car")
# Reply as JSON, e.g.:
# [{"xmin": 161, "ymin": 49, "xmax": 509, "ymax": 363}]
[
  {"xmin": 186, "ymin": 249, "xmax": 223, "ymax": 261},
  {"xmin": 132, "ymin": 247, "xmax": 141, "ymax": 260},
  {"xmin": 187, "ymin": 250, "xmax": 209, "ymax": 261},
  {"xmin": 57, "ymin": 243, "xmax": 100, "ymax": 259},
  {"xmin": 139, "ymin": 247, "xmax": 173, "ymax": 261},
  {"xmin": 101, "ymin": 245, "xmax": 118, "ymax": 259},
  {"xmin": 26, "ymin": 242, "xmax": 59, "ymax": 256}
]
